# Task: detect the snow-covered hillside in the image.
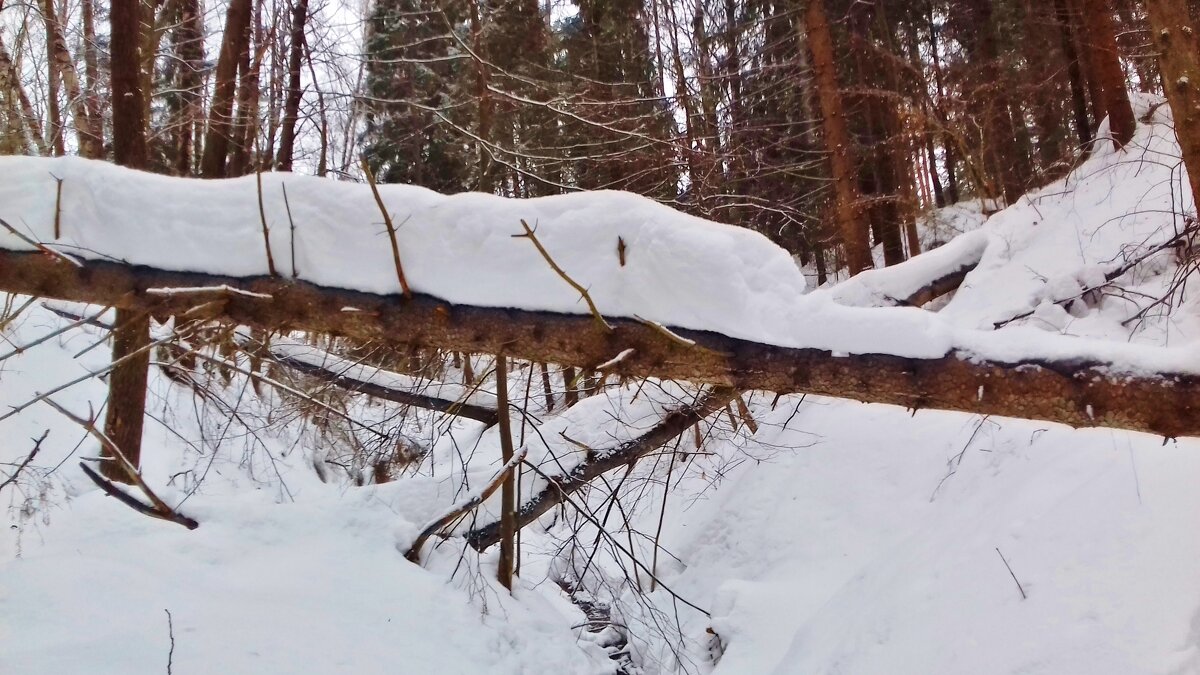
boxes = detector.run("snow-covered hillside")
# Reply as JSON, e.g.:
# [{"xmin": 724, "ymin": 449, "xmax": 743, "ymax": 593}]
[{"xmin": 3, "ymin": 101, "xmax": 1200, "ymax": 675}]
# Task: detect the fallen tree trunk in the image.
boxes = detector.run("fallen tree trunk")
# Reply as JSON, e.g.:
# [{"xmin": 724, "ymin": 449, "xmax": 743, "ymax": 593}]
[
  {"xmin": 465, "ymin": 386, "xmax": 738, "ymax": 552},
  {"xmin": 1, "ymin": 250, "xmax": 1197, "ymax": 437},
  {"xmin": 826, "ymin": 230, "xmax": 988, "ymax": 308}
]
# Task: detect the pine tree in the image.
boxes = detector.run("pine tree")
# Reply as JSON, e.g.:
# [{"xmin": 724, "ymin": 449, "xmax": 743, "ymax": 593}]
[{"xmin": 362, "ymin": 0, "xmax": 471, "ymax": 190}]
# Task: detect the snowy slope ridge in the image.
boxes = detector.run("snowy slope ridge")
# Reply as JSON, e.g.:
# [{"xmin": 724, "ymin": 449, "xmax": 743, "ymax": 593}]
[
  {"xmin": 1, "ymin": 113, "xmax": 1199, "ymax": 374},
  {"xmin": 941, "ymin": 95, "xmax": 1199, "ymax": 346}
]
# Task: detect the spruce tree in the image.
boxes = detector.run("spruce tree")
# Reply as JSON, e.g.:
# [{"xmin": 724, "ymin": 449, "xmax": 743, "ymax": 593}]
[{"xmin": 362, "ymin": 0, "xmax": 471, "ymax": 191}]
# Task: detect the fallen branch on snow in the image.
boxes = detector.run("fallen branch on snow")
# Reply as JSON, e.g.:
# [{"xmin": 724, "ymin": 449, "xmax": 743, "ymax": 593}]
[
  {"xmin": 465, "ymin": 386, "xmax": 738, "ymax": 551},
  {"xmin": 405, "ymin": 445, "xmax": 528, "ymax": 562}
]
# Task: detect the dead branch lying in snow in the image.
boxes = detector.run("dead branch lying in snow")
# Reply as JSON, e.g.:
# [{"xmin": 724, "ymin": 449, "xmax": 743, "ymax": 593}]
[
  {"xmin": 261, "ymin": 340, "xmax": 501, "ymax": 426},
  {"xmin": 0, "ymin": 250, "xmax": 1197, "ymax": 437},
  {"xmin": 465, "ymin": 386, "xmax": 738, "ymax": 551}
]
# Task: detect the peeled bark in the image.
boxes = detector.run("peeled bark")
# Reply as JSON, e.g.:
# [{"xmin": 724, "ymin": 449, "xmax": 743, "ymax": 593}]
[{"xmin": 0, "ymin": 250, "xmax": 1197, "ymax": 438}]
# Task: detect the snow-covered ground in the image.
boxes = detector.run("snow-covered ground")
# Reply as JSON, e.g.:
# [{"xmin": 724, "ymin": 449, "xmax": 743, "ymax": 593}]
[{"xmin": 3, "ymin": 97, "xmax": 1200, "ymax": 674}]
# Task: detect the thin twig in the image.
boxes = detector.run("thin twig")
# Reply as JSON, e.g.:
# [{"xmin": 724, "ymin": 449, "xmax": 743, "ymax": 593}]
[
  {"xmin": 995, "ymin": 547, "xmax": 1027, "ymax": 600},
  {"xmin": 255, "ymin": 170, "xmax": 278, "ymax": 277},
  {"xmin": 995, "ymin": 220, "xmax": 1200, "ymax": 328},
  {"xmin": 50, "ymin": 172, "xmax": 63, "ymax": 239},
  {"xmin": 164, "ymin": 609, "xmax": 175, "ymax": 675},
  {"xmin": 360, "ymin": 157, "xmax": 412, "ymax": 299},
  {"xmin": 0, "ymin": 216, "xmax": 82, "ymax": 267},
  {"xmin": 514, "ymin": 219, "xmax": 612, "ymax": 332},
  {"xmin": 282, "ymin": 182, "xmax": 298, "ymax": 278},
  {"xmin": 0, "ymin": 323, "xmax": 202, "ymax": 426},
  {"xmin": 0, "ymin": 304, "xmax": 111, "ymax": 362},
  {"xmin": 0, "ymin": 430, "xmax": 48, "ymax": 492}
]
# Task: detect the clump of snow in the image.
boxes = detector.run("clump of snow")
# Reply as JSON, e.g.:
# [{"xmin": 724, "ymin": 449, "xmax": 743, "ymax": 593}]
[{"xmin": 822, "ymin": 229, "xmax": 989, "ymax": 307}]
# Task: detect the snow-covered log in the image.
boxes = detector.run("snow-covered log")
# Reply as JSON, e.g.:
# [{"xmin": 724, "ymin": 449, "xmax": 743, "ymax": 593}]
[
  {"xmin": 1, "ymin": 249, "xmax": 1197, "ymax": 437},
  {"xmin": 824, "ymin": 230, "xmax": 988, "ymax": 307}
]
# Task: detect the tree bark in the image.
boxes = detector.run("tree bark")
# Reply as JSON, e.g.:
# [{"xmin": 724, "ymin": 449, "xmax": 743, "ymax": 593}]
[
  {"xmin": 106, "ymin": 0, "xmax": 152, "ymax": 479},
  {"xmin": 1145, "ymin": 0, "xmax": 1200, "ymax": 206},
  {"xmin": 201, "ymin": 0, "xmax": 253, "ymax": 178},
  {"xmin": 42, "ymin": 0, "xmax": 102, "ymax": 157},
  {"xmin": 958, "ymin": 0, "xmax": 1028, "ymax": 205},
  {"xmin": 804, "ymin": 0, "xmax": 871, "ymax": 276},
  {"xmin": 104, "ymin": 0, "xmax": 152, "ymax": 483},
  {"xmin": 42, "ymin": 0, "xmax": 63, "ymax": 156},
  {"xmin": 275, "ymin": 0, "xmax": 309, "ymax": 171},
  {"xmin": 80, "ymin": 0, "xmax": 102, "ymax": 154},
  {"xmin": 1079, "ymin": 0, "xmax": 1136, "ymax": 148},
  {"xmin": 174, "ymin": 0, "xmax": 204, "ymax": 175},
  {"xmin": 0, "ymin": 250, "xmax": 1197, "ymax": 438},
  {"xmin": 228, "ymin": 0, "xmax": 263, "ymax": 176},
  {"xmin": 494, "ymin": 355, "xmax": 516, "ymax": 589},
  {"xmin": 0, "ymin": 32, "xmax": 46, "ymax": 155},
  {"xmin": 1055, "ymin": 0, "xmax": 1095, "ymax": 148}
]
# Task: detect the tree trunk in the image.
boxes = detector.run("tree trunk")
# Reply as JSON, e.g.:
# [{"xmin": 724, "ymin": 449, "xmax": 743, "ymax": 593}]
[
  {"xmin": 0, "ymin": 31, "xmax": 47, "ymax": 155},
  {"xmin": 495, "ymin": 355, "xmax": 516, "ymax": 590},
  {"xmin": 958, "ymin": 0, "xmax": 1028, "ymax": 205},
  {"xmin": 1079, "ymin": 0, "xmax": 1136, "ymax": 147},
  {"xmin": 174, "ymin": 0, "xmax": 204, "ymax": 175},
  {"xmin": 805, "ymin": 0, "xmax": 871, "ymax": 276},
  {"xmin": 42, "ymin": 0, "xmax": 102, "ymax": 157},
  {"xmin": 201, "ymin": 0, "xmax": 253, "ymax": 178},
  {"xmin": 1, "ymin": 249, "xmax": 1196, "ymax": 438},
  {"xmin": 275, "ymin": 0, "xmax": 309, "ymax": 171},
  {"xmin": 80, "ymin": 0, "xmax": 102, "ymax": 153},
  {"xmin": 42, "ymin": 0, "xmax": 63, "ymax": 156},
  {"xmin": 1055, "ymin": 0, "xmax": 1095, "ymax": 148},
  {"xmin": 227, "ymin": 0, "xmax": 262, "ymax": 176},
  {"xmin": 1145, "ymin": 0, "xmax": 1200, "ymax": 206},
  {"xmin": 104, "ymin": 0, "xmax": 152, "ymax": 483}
]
